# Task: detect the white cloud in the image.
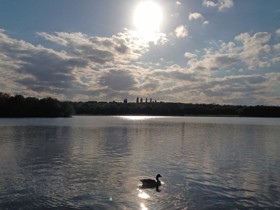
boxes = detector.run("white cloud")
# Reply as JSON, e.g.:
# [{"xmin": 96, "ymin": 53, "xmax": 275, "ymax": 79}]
[
  {"xmin": 276, "ymin": 28, "xmax": 280, "ymax": 37},
  {"xmin": 234, "ymin": 32, "xmax": 271, "ymax": 69},
  {"xmin": 1, "ymin": 28, "xmax": 169, "ymax": 101},
  {"xmin": 202, "ymin": 0, "xmax": 234, "ymax": 11},
  {"xmin": 189, "ymin": 12, "xmax": 204, "ymax": 21},
  {"xmin": 184, "ymin": 52, "xmax": 196, "ymax": 59},
  {"xmin": 175, "ymin": 25, "xmax": 188, "ymax": 38},
  {"xmin": 184, "ymin": 31, "xmax": 276, "ymax": 75},
  {"xmin": 176, "ymin": 0, "xmax": 181, "ymax": 5},
  {"xmin": 203, "ymin": 21, "xmax": 210, "ymax": 25},
  {"xmin": 203, "ymin": 0, "xmax": 217, "ymax": 8},
  {"xmin": 274, "ymin": 43, "xmax": 280, "ymax": 51},
  {"xmin": 0, "ymin": 30, "xmax": 85, "ymax": 99},
  {"xmin": 189, "ymin": 12, "xmax": 209, "ymax": 25},
  {"xmin": 1, "ymin": 28, "xmax": 279, "ymax": 105},
  {"xmin": 0, "ymin": 29, "xmax": 152, "ymax": 100},
  {"xmin": 38, "ymin": 31, "xmax": 146, "ymax": 63}
]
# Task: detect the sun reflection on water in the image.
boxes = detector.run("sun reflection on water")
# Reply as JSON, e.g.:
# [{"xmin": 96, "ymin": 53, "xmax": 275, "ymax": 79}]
[
  {"xmin": 140, "ymin": 203, "xmax": 148, "ymax": 210},
  {"xmin": 120, "ymin": 116, "xmax": 162, "ymax": 121},
  {"xmin": 138, "ymin": 189, "xmax": 150, "ymax": 210},
  {"xmin": 138, "ymin": 189, "xmax": 151, "ymax": 199}
]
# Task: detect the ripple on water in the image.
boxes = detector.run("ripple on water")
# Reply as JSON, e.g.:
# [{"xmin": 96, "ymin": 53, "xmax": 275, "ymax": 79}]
[{"xmin": 1, "ymin": 116, "xmax": 280, "ymax": 209}]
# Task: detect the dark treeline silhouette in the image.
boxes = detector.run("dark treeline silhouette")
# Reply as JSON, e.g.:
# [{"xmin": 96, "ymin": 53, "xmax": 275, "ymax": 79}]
[
  {"xmin": 1, "ymin": 92, "xmax": 280, "ymax": 117},
  {"xmin": 0, "ymin": 92, "xmax": 74, "ymax": 117},
  {"xmin": 70, "ymin": 101, "xmax": 280, "ymax": 118}
]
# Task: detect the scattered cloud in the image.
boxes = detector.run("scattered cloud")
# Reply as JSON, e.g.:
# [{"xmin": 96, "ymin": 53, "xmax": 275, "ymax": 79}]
[
  {"xmin": 189, "ymin": 12, "xmax": 209, "ymax": 25},
  {"xmin": 189, "ymin": 12, "xmax": 204, "ymax": 21},
  {"xmin": 37, "ymin": 31, "xmax": 145, "ymax": 64},
  {"xmin": 184, "ymin": 52, "xmax": 196, "ymax": 59},
  {"xmin": 184, "ymin": 31, "xmax": 273, "ymax": 72},
  {"xmin": 276, "ymin": 28, "xmax": 280, "ymax": 37},
  {"xmin": 175, "ymin": 25, "xmax": 188, "ymax": 38},
  {"xmin": 203, "ymin": 21, "xmax": 210, "ymax": 25},
  {"xmin": 274, "ymin": 43, "xmax": 280, "ymax": 51},
  {"xmin": 1, "ymin": 26, "xmax": 279, "ymax": 105},
  {"xmin": 202, "ymin": 0, "xmax": 234, "ymax": 11},
  {"xmin": 234, "ymin": 32, "xmax": 271, "ymax": 69}
]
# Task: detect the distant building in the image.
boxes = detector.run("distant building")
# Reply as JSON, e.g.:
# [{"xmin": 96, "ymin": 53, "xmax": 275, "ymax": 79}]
[
  {"xmin": 140, "ymin": 98, "xmax": 143, "ymax": 103},
  {"xmin": 124, "ymin": 99, "xmax": 127, "ymax": 103},
  {"xmin": 136, "ymin": 97, "xmax": 139, "ymax": 103},
  {"xmin": 145, "ymin": 98, "xmax": 148, "ymax": 103}
]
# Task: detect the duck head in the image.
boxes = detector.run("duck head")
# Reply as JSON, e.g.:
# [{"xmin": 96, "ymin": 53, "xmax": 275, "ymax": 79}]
[{"xmin": 156, "ymin": 174, "xmax": 162, "ymax": 181}]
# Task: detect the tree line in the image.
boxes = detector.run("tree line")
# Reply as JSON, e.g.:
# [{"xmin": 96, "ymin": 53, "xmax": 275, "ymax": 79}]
[
  {"xmin": 70, "ymin": 101, "xmax": 280, "ymax": 117},
  {"xmin": 0, "ymin": 92, "xmax": 73, "ymax": 117},
  {"xmin": 1, "ymin": 92, "xmax": 280, "ymax": 117}
]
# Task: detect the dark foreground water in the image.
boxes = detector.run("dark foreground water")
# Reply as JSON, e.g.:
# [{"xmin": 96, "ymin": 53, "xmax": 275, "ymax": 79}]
[{"xmin": 0, "ymin": 116, "xmax": 280, "ymax": 209}]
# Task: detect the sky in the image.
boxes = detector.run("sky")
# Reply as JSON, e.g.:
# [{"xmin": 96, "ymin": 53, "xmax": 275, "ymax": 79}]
[{"xmin": 0, "ymin": 0, "xmax": 280, "ymax": 105}]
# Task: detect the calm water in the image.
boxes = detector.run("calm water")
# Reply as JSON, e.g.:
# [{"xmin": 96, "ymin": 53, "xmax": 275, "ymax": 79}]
[{"xmin": 0, "ymin": 116, "xmax": 280, "ymax": 210}]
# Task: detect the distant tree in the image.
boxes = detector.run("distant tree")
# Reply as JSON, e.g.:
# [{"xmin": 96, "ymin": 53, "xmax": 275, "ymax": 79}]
[{"xmin": 0, "ymin": 92, "xmax": 73, "ymax": 117}]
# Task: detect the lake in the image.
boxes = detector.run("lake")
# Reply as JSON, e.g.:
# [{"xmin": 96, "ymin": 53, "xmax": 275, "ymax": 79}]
[{"xmin": 0, "ymin": 116, "xmax": 280, "ymax": 209}]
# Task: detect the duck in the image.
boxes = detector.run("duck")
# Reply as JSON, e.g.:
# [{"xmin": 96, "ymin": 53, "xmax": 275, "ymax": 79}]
[{"xmin": 140, "ymin": 174, "xmax": 162, "ymax": 188}]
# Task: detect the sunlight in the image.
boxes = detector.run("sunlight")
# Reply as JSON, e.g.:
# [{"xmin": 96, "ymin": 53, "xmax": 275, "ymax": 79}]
[
  {"xmin": 120, "ymin": 116, "xmax": 161, "ymax": 121},
  {"xmin": 138, "ymin": 189, "xmax": 151, "ymax": 199},
  {"xmin": 133, "ymin": 1, "xmax": 163, "ymax": 42},
  {"xmin": 140, "ymin": 203, "xmax": 149, "ymax": 210}
]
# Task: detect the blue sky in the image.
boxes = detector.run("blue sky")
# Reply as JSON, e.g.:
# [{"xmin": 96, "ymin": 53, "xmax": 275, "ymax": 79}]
[{"xmin": 0, "ymin": 0, "xmax": 280, "ymax": 105}]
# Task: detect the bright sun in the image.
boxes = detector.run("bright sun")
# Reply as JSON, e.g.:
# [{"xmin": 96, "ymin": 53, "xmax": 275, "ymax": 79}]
[{"xmin": 133, "ymin": 1, "xmax": 163, "ymax": 42}]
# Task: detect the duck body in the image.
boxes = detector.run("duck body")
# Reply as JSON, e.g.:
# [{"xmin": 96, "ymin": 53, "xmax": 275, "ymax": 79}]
[{"xmin": 140, "ymin": 174, "xmax": 162, "ymax": 188}]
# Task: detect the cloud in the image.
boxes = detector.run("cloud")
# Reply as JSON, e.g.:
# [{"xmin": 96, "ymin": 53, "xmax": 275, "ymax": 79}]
[
  {"xmin": 203, "ymin": 21, "xmax": 210, "ymax": 25},
  {"xmin": 176, "ymin": 0, "xmax": 181, "ymax": 5},
  {"xmin": 189, "ymin": 12, "xmax": 209, "ymax": 25},
  {"xmin": 234, "ymin": 32, "xmax": 271, "ymax": 69},
  {"xmin": 151, "ymin": 68, "xmax": 279, "ymax": 105},
  {"xmin": 201, "ymin": 74, "xmax": 271, "ymax": 102},
  {"xmin": 276, "ymin": 28, "xmax": 280, "ymax": 37},
  {"xmin": 202, "ymin": 0, "xmax": 234, "ymax": 11},
  {"xmin": 184, "ymin": 52, "xmax": 196, "ymax": 59},
  {"xmin": 153, "ymin": 68, "xmax": 199, "ymax": 82},
  {"xmin": 184, "ymin": 31, "xmax": 273, "ymax": 72},
  {"xmin": 1, "ymin": 28, "xmax": 279, "ymax": 105},
  {"xmin": 175, "ymin": 25, "xmax": 188, "ymax": 38},
  {"xmin": 189, "ymin": 12, "xmax": 204, "ymax": 21},
  {"xmin": 98, "ymin": 69, "xmax": 137, "ymax": 91},
  {"xmin": 0, "ymin": 28, "xmax": 167, "ymax": 101},
  {"xmin": 0, "ymin": 30, "xmax": 81, "ymax": 96},
  {"xmin": 38, "ymin": 31, "xmax": 144, "ymax": 64},
  {"xmin": 0, "ymin": 29, "xmax": 150, "ymax": 100},
  {"xmin": 274, "ymin": 43, "xmax": 280, "ymax": 51}
]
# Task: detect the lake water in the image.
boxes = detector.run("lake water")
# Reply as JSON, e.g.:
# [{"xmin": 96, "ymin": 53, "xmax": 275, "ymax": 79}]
[{"xmin": 0, "ymin": 116, "xmax": 280, "ymax": 209}]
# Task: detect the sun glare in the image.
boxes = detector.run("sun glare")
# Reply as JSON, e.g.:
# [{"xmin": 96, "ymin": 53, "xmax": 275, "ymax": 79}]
[{"xmin": 133, "ymin": 1, "xmax": 163, "ymax": 42}]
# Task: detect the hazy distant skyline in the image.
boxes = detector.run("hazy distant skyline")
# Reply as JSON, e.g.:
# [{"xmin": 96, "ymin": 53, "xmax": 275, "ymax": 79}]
[{"xmin": 1, "ymin": 0, "xmax": 280, "ymax": 105}]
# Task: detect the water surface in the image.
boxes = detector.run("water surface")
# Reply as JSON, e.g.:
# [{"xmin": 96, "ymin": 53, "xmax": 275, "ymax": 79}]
[{"xmin": 0, "ymin": 116, "xmax": 280, "ymax": 209}]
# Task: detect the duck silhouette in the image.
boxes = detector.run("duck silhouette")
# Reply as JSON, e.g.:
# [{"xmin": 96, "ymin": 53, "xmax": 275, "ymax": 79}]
[{"xmin": 140, "ymin": 174, "xmax": 162, "ymax": 189}]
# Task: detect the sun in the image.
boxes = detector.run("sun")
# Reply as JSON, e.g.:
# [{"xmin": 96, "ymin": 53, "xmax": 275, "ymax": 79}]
[{"xmin": 133, "ymin": 1, "xmax": 163, "ymax": 42}]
